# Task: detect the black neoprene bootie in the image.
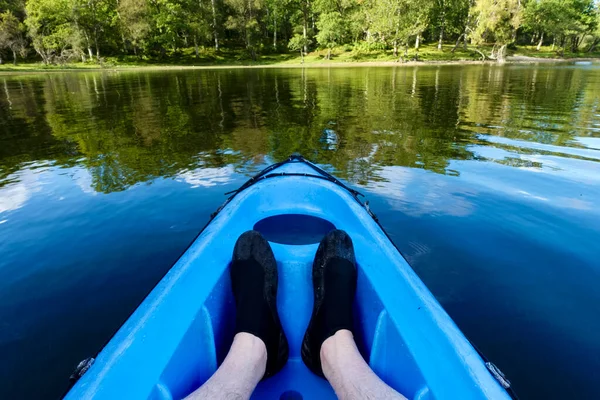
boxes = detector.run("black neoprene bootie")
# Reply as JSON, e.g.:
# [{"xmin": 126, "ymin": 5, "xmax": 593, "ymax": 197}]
[
  {"xmin": 301, "ymin": 229, "xmax": 358, "ymax": 377},
  {"xmin": 230, "ymin": 230, "xmax": 289, "ymax": 378}
]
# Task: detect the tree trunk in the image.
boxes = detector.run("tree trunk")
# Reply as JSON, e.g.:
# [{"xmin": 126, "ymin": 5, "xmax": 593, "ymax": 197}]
[
  {"xmin": 587, "ymin": 38, "xmax": 599, "ymax": 52},
  {"xmin": 558, "ymin": 36, "xmax": 565, "ymax": 56},
  {"xmin": 497, "ymin": 44, "xmax": 507, "ymax": 63},
  {"xmin": 415, "ymin": 33, "xmax": 420, "ymax": 50},
  {"xmin": 473, "ymin": 47, "xmax": 486, "ymax": 60},
  {"xmin": 393, "ymin": 40, "xmax": 398, "ymax": 57},
  {"xmin": 536, "ymin": 32, "xmax": 544, "ymax": 51},
  {"xmin": 490, "ymin": 43, "xmax": 497, "ymax": 59},
  {"xmin": 438, "ymin": 12, "xmax": 445, "ymax": 50},
  {"xmin": 451, "ymin": 33, "xmax": 465, "ymax": 53},
  {"xmin": 0, "ymin": 55, "xmax": 3, "ymax": 65},
  {"xmin": 327, "ymin": 48, "xmax": 331, "ymax": 60},
  {"xmin": 273, "ymin": 12, "xmax": 277, "ymax": 49},
  {"xmin": 95, "ymin": 35, "xmax": 100, "ymax": 61},
  {"xmin": 551, "ymin": 37, "xmax": 555, "ymax": 51},
  {"xmin": 88, "ymin": 47, "xmax": 94, "ymax": 59},
  {"xmin": 303, "ymin": 11, "xmax": 308, "ymax": 54},
  {"xmin": 581, "ymin": 35, "xmax": 587, "ymax": 49},
  {"xmin": 35, "ymin": 49, "xmax": 48, "ymax": 64},
  {"xmin": 194, "ymin": 35, "xmax": 199, "ymax": 58},
  {"xmin": 300, "ymin": 48, "xmax": 304, "ymax": 63},
  {"xmin": 211, "ymin": 0, "xmax": 219, "ymax": 51},
  {"xmin": 12, "ymin": 50, "xmax": 17, "ymax": 65},
  {"xmin": 573, "ymin": 35, "xmax": 583, "ymax": 52}
]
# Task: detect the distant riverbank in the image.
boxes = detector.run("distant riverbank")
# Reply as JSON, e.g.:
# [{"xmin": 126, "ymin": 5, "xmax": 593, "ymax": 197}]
[{"xmin": 0, "ymin": 44, "xmax": 598, "ymax": 74}]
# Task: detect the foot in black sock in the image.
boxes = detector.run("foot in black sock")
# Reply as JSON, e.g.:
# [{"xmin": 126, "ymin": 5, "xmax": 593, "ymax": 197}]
[
  {"xmin": 302, "ymin": 229, "xmax": 357, "ymax": 377},
  {"xmin": 230, "ymin": 230, "xmax": 289, "ymax": 379}
]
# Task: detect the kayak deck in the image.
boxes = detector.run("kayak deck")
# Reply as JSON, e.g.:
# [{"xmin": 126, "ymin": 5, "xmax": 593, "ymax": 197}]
[{"xmin": 66, "ymin": 157, "xmax": 510, "ymax": 400}]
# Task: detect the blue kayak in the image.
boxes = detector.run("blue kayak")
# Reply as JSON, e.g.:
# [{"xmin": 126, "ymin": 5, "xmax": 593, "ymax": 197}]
[{"xmin": 66, "ymin": 155, "xmax": 514, "ymax": 400}]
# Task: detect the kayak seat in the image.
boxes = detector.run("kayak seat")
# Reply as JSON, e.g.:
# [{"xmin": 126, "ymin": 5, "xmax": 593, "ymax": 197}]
[{"xmin": 147, "ymin": 240, "xmax": 430, "ymax": 400}]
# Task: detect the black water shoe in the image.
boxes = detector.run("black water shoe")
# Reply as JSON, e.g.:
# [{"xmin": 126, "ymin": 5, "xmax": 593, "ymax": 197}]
[
  {"xmin": 301, "ymin": 229, "xmax": 358, "ymax": 377},
  {"xmin": 231, "ymin": 230, "xmax": 289, "ymax": 378}
]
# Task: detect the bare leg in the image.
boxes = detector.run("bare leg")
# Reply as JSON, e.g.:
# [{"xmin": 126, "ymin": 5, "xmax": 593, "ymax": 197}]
[
  {"xmin": 185, "ymin": 332, "xmax": 266, "ymax": 400},
  {"xmin": 321, "ymin": 329, "xmax": 407, "ymax": 400}
]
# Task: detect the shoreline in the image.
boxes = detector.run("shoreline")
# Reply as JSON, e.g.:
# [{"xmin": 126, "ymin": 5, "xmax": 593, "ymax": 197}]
[{"xmin": 0, "ymin": 56, "xmax": 596, "ymax": 74}]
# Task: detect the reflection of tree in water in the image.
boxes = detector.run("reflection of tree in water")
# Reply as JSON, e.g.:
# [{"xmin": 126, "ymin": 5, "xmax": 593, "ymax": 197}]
[
  {"xmin": 0, "ymin": 66, "xmax": 598, "ymax": 192},
  {"xmin": 0, "ymin": 77, "xmax": 76, "ymax": 185}
]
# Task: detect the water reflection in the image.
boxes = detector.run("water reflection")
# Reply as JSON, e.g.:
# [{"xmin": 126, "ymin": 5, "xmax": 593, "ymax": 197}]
[{"xmin": 1, "ymin": 65, "xmax": 599, "ymax": 195}]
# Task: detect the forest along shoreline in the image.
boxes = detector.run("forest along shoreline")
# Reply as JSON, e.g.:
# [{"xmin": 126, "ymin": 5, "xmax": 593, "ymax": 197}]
[
  {"xmin": 2, "ymin": 0, "xmax": 600, "ymax": 76},
  {"xmin": 2, "ymin": 0, "xmax": 600, "ymax": 71}
]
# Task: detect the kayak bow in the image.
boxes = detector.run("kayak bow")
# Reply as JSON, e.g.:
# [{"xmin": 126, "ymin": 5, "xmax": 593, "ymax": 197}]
[{"xmin": 66, "ymin": 155, "xmax": 513, "ymax": 400}]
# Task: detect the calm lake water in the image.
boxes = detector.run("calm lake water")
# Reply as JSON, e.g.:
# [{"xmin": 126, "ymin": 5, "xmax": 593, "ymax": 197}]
[{"xmin": 1, "ymin": 65, "xmax": 600, "ymax": 399}]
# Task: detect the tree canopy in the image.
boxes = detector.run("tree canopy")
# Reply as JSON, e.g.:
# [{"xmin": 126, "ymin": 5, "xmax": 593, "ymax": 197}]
[{"xmin": 0, "ymin": 0, "xmax": 598, "ymax": 64}]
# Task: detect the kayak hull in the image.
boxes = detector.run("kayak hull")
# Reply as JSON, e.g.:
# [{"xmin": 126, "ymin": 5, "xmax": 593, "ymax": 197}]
[{"xmin": 66, "ymin": 157, "xmax": 511, "ymax": 400}]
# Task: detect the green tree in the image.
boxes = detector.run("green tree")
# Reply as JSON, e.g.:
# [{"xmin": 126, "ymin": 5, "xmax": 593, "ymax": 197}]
[
  {"xmin": 0, "ymin": 11, "xmax": 27, "ymax": 64},
  {"xmin": 410, "ymin": 0, "xmax": 434, "ymax": 55},
  {"xmin": 369, "ymin": 0, "xmax": 413, "ymax": 58},
  {"xmin": 469, "ymin": 0, "xmax": 523, "ymax": 62},
  {"xmin": 315, "ymin": 11, "xmax": 344, "ymax": 58},
  {"xmin": 586, "ymin": 6, "xmax": 600, "ymax": 52},
  {"xmin": 523, "ymin": 0, "xmax": 557, "ymax": 50},
  {"xmin": 561, "ymin": 0, "xmax": 596, "ymax": 52},
  {"xmin": 24, "ymin": 0, "xmax": 76, "ymax": 64},
  {"xmin": 117, "ymin": 0, "xmax": 151, "ymax": 55},
  {"xmin": 367, "ymin": 0, "xmax": 434, "ymax": 58},
  {"xmin": 346, "ymin": 2, "xmax": 369, "ymax": 43},
  {"xmin": 183, "ymin": 0, "xmax": 213, "ymax": 57},
  {"xmin": 289, "ymin": 0, "xmax": 312, "ymax": 54},
  {"xmin": 0, "ymin": 0, "xmax": 26, "ymax": 17},
  {"xmin": 72, "ymin": 0, "xmax": 117, "ymax": 61},
  {"xmin": 224, "ymin": 0, "xmax": 265, "ymax": 60},
  {"xmin": 288, "ymin": 32, "xmax": 310, "ymax": 61},
  {"xmin": 430, "ymin": 0, "xmax": 469, "ymax": 50},
  {"xmin": 313, "ymin": 0, "xmax": 358, "ymax": 56},
  {"xmin": 151, "ymin": 0, "xmax": 188, "ymax": 53},
  {"xmin": 209, "ymin": 0, "xmax": 221, "ymax": 50},
  {"xmin": 523, "ymin": 0, "xmax": 596, "ymax": 53},
  {"xmin": 6, "ymin": 0, "xmax": 600, "ymax": 64},
  {"xmin": 265, "ymin": 0, "xmax": 290, "ymax": 49}
]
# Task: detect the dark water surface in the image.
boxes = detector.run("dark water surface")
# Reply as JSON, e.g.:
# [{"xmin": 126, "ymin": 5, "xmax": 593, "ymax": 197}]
[{"xmin": 1, "ymin": 65, "xmax": 600, "ymax": 399}]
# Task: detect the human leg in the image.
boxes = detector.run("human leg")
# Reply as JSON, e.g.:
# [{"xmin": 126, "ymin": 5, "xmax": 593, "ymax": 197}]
[
  {"xmin": 185, "ymin": 332, "xmax": 266, "ymax": 400},
  {"xmin": 321, "ymin": 330, "xmax": 406, "ymax": 400},
  {"xmin": 186, "ymin": 231, "xmax": 288, "ymax": 399},
  {"xmin": 302, "ymin": 230, "xmax": 406, "ymax": 400}
]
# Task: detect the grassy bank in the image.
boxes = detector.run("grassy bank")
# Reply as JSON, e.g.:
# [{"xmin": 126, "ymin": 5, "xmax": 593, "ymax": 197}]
[{"xmin": 1, "ymin": 44, "xmax": 598, "ymax": 72}]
